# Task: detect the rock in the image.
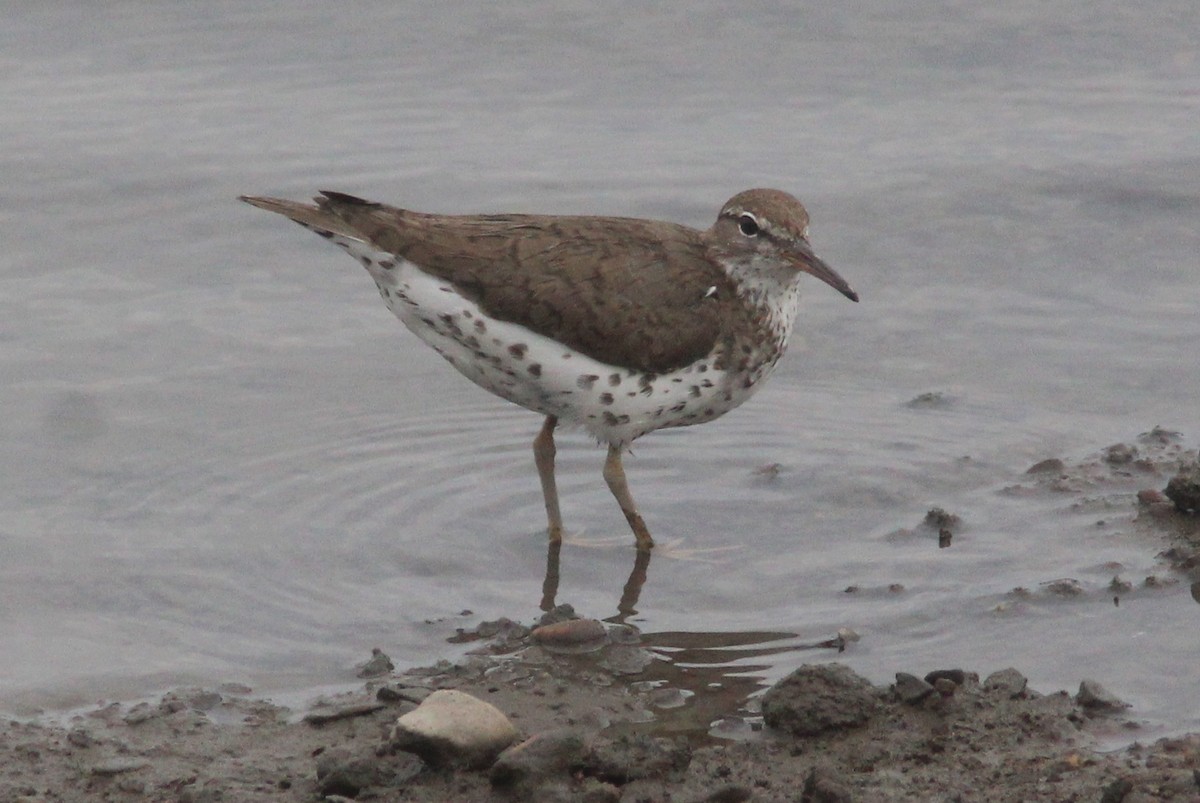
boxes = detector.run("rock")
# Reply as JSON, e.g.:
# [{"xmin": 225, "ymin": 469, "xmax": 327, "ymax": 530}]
[
  {"xmin": 391, "ymin": 689, "xmax": 519, "ymax": 768},
  {"xmin": 1077, "ymin": 679, "xmax": 1129, "ymax": 711},
  {"xmin": 489, "ymin": 729, "xmax": 587, "ymax": 787},
  {"xmin": 1165, "ymin": 462, "xmax": 1200, "ymax": 514},
  {"xmin": 377, "ymin": 684, "xmax": 432, "ymax": 704},
  {"xmin": 802, "ymin": 765, "xmax": 854, "ymax": 803},
  {"xmin": 1099, "ymin": 777, "xmax": 1133, "ymax": 803},
  {"xmin": 302, "ymin": 700, "xmax": 385, "ymax": 725},
  {"xmin": 894, "ymin": 672, "xmax": 934, "ymax": 704},
  {"xmin": 531, "ymin": 618, "xmax": 607, "ymax": 649},
  {"xmin": 601, "ymin": 644, "xmax": 654, "ymax": 675},
  {"xmin": 1103, "ymin": 443, "xmax": 1138, "ymax": 465},
  {"xmin": 315, "ymin": 747, "xmax": 422, "ymax": 797},
  {"xmin": 66, "ymin": 728, "xmax": 96, "ymax": 748},
  {"xmin": 121, "ymin": 702, "xmax": 159, "ymax": 725},
  {"xmin": 356, "ymin": 647, "xmax": 395, "ymax": 678},
  {"xmin": 923, "ymin": 668, "xmax": 968, "ymax": 687},
  {"xmin": 1137, "ymin": 488, "xmax": 1166, "ymax": 505},
  {"xmin": 1026, "ymin": 458, "xmax": 1065, "ymax": 474},
  {"xmin": 761, "ymin": 663, "xmax": 879, "ymax": 736},
  {"xmin": 983, "ymin": 667, "xmax": 1028, "ymax": 698},
  {"xmin": 583, "ymin": 734, "xmax": 690, "ymax": 784}
]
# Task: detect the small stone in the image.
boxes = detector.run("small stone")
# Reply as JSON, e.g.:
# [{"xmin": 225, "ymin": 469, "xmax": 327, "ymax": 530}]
[
  {"xmin": 1077, "ymin": 679, "xmax": 1130, "ymax": 711},
  {"xmin": 933, "ymin": 678, "xmax": 958, "ymax": 697},
  {"xmin": 1042, "ymin": 578, "xmax": 1084, "ymax": 597},
  {"xmin": 357, "ymin": 647, "xmax": 395, "ymax": 678},
  {"xmin": 1026, "ymin": 458, "xmax": 1065, "ymax": 475},
  {"xmin": 601, "ymin": 644, "xmax": 654, "ymax": 675},
  {"xmin": 531, "ymin": 618, "xmax": 606, "ymax": 648},
  {"xmin": 923, "ymin": 668, "xmax": 968, "ymax": 687},
  {"xmin": 489, "ymin": 729, "xmax": 587, "ymax": 787},
  {"xmin": 1164, "ymin": 462, "xmax": 1200, "ymax": 514},
  {"xmin": 983, "ymin": 667, "xmax": 1028, "ymax": 698},
  {"xmin": 894, "ymin": 672, "xmax": 934, "ymax": 704},
  {"xmin": 67, "ymin": 728, "xmax": 96, "ymax": 748},
  {"xmin": 924, "ymin": 507, "xmax": 960, "ymax": 530},
  {"xmin": 761, "ymin": 664, "xmax": 879, "ymax": 736},
  {"xmin": 303, "ymin": 700, "xmax": 386, "ymax": 726},
  {"xmin": 583, "ymin": 734, "xmax": 690, "ymax": 784},
  {"xmin": 802, "ymin": 765, "xmax": 854, "ymax": 803},
  {"xmin": 1137, "ymin": 488, "xmax": 1166, "ymax": 505},
  {"xmin": 315, "ymin": 747, "xmax": 422, "ymax": 797},
  {"xmin": 1104, "ymin": 443, "xmax": 1138, "ymax": 465},
  {"xmin": 391, "ymin": 689, "xmax": 519, "ymax": 768},
  {"xmin": 377, "ymin": 684, "xmax": 432, "ymax": 704},
  {"xmin": 1099, "ymin": 777, "xmax": 1133, "ymax": 803},
  {"xmin": 121, "ymin": 702, "xmax": 158, "ymax": 725}
]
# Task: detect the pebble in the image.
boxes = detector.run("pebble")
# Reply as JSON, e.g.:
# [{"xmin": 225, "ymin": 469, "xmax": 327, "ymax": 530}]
[
  {"xmin": 761, "ymin": 664, "xmax": 879, "ymax": 737},
  {"xmin": 1026, "ymin": 458, "xmax": 1066, "ymax": 475},
  {"xmin": 894, "ymin": 673, "xmax": 934, "ymax": 704},
  {"xmin": 1164, "ymin": 461, "xmax": 1200, "ymax": 513},
  {"xmin": 377, "ymin": 684, "xmax": 432, "ymax": 704},
  {"xmin": 923, "ymin": 669, "xmax": 968, "ymax": 687},
  {"xmin": 489, "ymin": 729, "xmax": 587, "ymax": 787},
  {"xmin": 391, "ymin": 689, "xmax": 519, "ymax": 767},
  {"xmin": 983, "ymin": 667, "xmax": 1028, "ymax": 699},
  {"xmin": 1077, "ymin": 679, "xmax": 1129, "ymax": 711},
  {"xmin": 356, "ymin": 647, "xmax": 395, "ymax": 679},
  {"xmin": 531, "ymin": 618, "xmax": 607, "ymax": 649},
  {"xmin": 302, "ymin": 700, "xmax": 385, "ymax": 726}
]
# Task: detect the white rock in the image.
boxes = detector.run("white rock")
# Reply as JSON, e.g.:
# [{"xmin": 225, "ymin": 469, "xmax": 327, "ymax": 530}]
[{"xmin": 391, "ymin": 689, "xmax": 519, "ymax": 767}]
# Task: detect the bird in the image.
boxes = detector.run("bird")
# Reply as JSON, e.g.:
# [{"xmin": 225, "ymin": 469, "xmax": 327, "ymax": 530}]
[{"xmin": 239, "ymin": 188, "xmax": 857, "ymax": 551}]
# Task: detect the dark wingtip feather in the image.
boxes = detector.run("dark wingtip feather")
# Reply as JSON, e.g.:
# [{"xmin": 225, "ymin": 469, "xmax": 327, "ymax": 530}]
[{"xmin": 318, "ymin": 190, "xmax": 378, "ymax": 207}]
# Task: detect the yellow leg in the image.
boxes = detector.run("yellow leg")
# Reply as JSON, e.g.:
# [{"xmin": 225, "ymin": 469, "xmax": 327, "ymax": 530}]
[
  {"xmin": 533, "ymin": 416, "xmax": 563, "ymax": 542},
  {"xmin": 602, "ymin": 444, "xmax": 654, "ymax": 551}
]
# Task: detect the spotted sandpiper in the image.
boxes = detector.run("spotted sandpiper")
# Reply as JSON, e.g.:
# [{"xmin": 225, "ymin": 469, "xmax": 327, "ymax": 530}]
[{"xmin": 240, "ymin": 189, "xmax": 857, "ymax": 550}]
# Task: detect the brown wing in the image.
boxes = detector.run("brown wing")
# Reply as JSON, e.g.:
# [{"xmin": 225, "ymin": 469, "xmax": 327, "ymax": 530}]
[{"xmin": 307, "ymin": 192, "xmax": 736, "ymax": 374}]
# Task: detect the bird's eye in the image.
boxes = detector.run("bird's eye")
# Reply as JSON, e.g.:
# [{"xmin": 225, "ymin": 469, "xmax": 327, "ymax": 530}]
[{"xmin": 738, "ymin": 214, "xmax": 759, "ymax": 237}]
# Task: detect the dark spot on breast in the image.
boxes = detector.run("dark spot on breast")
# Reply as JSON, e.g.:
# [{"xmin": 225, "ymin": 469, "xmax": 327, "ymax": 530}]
[
  {"xmin": 698, "ymin": 364, "xmax": 709, "ymax": 373},
  {"xmin": 599, "ymin": 393, "xmax": 614, "ymax": 405},
  {"xmin": 474, "ymin": 319, "xmax": 487, "ymax": 333},
  {"xmin": 671, "ymin": 377, "xmax": 683, "ymax": 383},
  {"xmin": 378, "ymin": 260, "xmax": 396, "ymax": 270},
  {"xmin": 360, "ymin": 256, "xmax": 373, "ymax": 267},
  {"xmin": 528, "ymin": 363, "xmax": 542, "ymax": 377},
  {"xmin": 577, "ymin": 374, "xmax": 599, "ymax": 390},
  {"xmin": 689, "ymin": 385, "xmax": 701, "ymax": 398},
  {"xmin": 317, "ymin": 230, "xmax": 335, "ymax": 239},
  {"xmin": 602, "ymin": 411, "xmax": 619, "ymax": 426},
  {"xmin": 608, "ymin": 373, "xmax": 622, "ymax": 387},
  {"xmin": 701, "ymin": 379, "xmax": 714, "ymax": 388},
  {"xmin": 670, "ymin": 401, "xmax": 687, "ymax": 413},
  {"xmin": 508, "ymin": 343, "xmax": 528, "ymax": 360},
  {"xmin": 464, "ymin": 335, "xmax": 480, "ymax": 349}
]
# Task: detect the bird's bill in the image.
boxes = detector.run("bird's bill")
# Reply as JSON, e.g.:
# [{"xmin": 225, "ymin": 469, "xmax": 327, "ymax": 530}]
[{"xmin": 791, "ymin": 241, "xmax": 859, "ymax": 302}]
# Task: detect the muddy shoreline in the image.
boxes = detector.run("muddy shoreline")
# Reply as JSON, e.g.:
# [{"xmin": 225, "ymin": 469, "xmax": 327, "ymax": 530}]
[{"xmin": 4, "ymin": 432, "xmax": 1198, "ymax": 802}]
